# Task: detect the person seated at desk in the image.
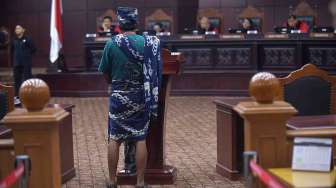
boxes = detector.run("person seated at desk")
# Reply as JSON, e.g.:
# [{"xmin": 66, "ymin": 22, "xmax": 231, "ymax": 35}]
[
  {"xmin": 283, "ymin": 14, "xmax": 309, "ymax": 33},
  {"xmin": 197, "ymin": 16, "xmax": 218, "ymax": 34},
  {"xmin": 228, "ymin": 18, "xmax": 258, "ymax": 34},
  {"xmin": 97, "ymin": 16, "xmax": 121, "ymax": 36},
  {"xmin": 152, "ymin": 22, "xmax": 165, "ymax": 35},
  {"xmin": 240, "ymin": 18, "xmax": 257, "ymax": 33}
]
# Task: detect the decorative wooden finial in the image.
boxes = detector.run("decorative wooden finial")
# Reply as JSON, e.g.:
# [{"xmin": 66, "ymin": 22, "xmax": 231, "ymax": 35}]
[
  {"xmin": 249, "ymin": 72, "xmax": 280, "ymax": 104},
  {"xmin": 19, "ymin": 79, "xmax": 50, "ymax": 112}
]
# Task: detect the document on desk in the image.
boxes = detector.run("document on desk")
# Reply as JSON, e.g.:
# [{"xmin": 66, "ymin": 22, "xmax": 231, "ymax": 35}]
[{"xmin": 292, "ymin": 137, "xmax": 333, "ymax": 172}]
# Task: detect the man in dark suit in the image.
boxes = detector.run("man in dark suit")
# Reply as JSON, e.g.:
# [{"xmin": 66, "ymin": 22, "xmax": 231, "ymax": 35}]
[{"xmin": 11, "ymin": 25, "xmax": 36, "ymax": 99}]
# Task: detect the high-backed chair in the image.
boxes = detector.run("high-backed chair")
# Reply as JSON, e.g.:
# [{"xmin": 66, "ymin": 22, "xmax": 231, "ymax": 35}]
[
  {"xmin": 145, "ymin": 9, "xmax": 174, "ymax": 33},
  {"xmin": 277, "ymin": 64, "xmax": 336, "ymax": 116},
  {"xmin": 0, "ymin": 27, "xmax": 10, "ymax": 68},
  {"xmin": 0, "ymin": 84, "xmax": 14, "ymax": 181},
  {"xmin": 238, "ymin": 5, "xmax": 264, "ymax": 32},
  {"xmin": 0, "ymin": 84, "xmax": 14, "ymax": 138},
  {"xmin": 197, "ymin": 8, "xmax": 224, "ymax": 33},
  {"xmin": 0, "ymin": 84, "xmax": 14, "ymax": 117},
  {"xmin": 292, "ymin": 1, "xmax": 317, "ymax": 31}
]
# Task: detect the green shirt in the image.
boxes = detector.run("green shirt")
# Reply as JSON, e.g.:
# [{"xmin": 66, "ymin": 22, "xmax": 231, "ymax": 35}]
[{"xmin": 98, "ymin": 34, "xmax": 145, "ymax": 81}]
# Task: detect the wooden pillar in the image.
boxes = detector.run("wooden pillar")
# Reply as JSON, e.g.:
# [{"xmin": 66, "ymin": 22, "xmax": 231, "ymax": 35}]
[
  {"xmin": 234, "ymin": 72, "xmax": 296, "ymax": 169},
  {"xmin": 2, "ymin": 79, "xmax": 69, "ymax": 188}
]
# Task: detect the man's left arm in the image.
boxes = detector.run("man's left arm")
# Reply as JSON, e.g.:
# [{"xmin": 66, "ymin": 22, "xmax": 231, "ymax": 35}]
[
  {"xmin": 28, "ymin": 38, "xmax": 37, "ymax": 55},
  {"xmin": 98, "ymin": 41, "xmax": 113, "ymax": 84}
]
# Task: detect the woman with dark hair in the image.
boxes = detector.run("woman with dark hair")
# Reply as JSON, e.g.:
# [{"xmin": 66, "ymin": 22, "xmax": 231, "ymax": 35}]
[
  {"xmin": 240, "ymin": 18, "xmax": 257, "ymax": 33},
  {"xmin": 99, "ymin": 6, "xmax": 162, "ymax": 188}
]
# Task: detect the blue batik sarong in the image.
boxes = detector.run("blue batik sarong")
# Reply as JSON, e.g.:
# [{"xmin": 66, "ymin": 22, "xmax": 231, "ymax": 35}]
[{"xmin": 108, "ymin": 34, "xmax": 162, "ymax": 142}]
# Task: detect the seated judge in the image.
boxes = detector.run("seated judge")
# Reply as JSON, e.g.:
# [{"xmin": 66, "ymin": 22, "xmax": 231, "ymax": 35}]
[
  {"xmin": 152, "ymin": 22, "xmax": 165, "ymax": 35},
  {"xmin": 197, "ymin": 16, "xmax": 218, "ymax": 34},
  {"xmin": 239, "ymin": 18, "xmax": 257, "ymax": 33},
  {"xmin": 97, "ymin": 16, "xmax": 121, "ymax": 36},
  {"xmin": 284, "ymin": 14, "xmax": 309, "ymax": 33}
]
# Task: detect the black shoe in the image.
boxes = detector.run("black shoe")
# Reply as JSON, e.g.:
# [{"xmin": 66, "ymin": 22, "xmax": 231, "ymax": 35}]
[{"xmin": 124, "ymin": 169, "xmax": 136, "ymax": 176}]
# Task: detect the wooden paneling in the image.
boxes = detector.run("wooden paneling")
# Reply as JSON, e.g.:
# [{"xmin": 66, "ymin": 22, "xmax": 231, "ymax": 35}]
[
  {"xmin": 0, "ymin": 0, "xmax": 188, "ymax": 68},
  {"xmin": 63, "ymin": 0, "xmax": 87, "ymax": 11},
  {"xmin": 87, "ymin": 0, "xmax": 115, "ymax": 10},
  {"xmin": 220, "ymin": 0, "xmax": 246, "ymax": 7},
  {"xmin": 199, "ymin": 0, "xmax": 221, "ymax": 8},
  {"xmin": 1, "ymin": 0, "xmax": 333, "ymax": 68}
]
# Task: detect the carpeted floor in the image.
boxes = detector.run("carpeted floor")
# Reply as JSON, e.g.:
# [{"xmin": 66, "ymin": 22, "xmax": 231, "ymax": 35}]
[{"xmin": 51, "ymin": 96, "xmax": 244, "ymax": 188}]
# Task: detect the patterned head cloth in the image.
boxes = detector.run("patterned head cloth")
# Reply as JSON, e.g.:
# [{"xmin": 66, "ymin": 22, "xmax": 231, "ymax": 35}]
[{"xmin": 117, "ymin": 7, "xmax": 138, "ymax": 26}]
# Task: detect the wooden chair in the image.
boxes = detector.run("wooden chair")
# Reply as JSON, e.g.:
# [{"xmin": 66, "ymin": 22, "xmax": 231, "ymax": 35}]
[
  {"xmin": 197, "ymin": 8, "xmax": 223, "ymax": 33},
  {"xmin": 0, "ymin": 84, "xmax": 14, "ymax": 138},
  {"xmin": 0, "ymin": 84, "xmax": 14, "ymax": 137},
  {"xmin": 238, "ymin": 5, "xmax": 264, "ymax": 32},
  {"xmin": 145, "ymin": 9, "xmax": 174, "ymax": 33},
  {"xmin": 0, "ymin": 27, "xmax": 11, "ymax": 68},
  {"xmin": 277, "ymin": 64, "xmax": 336, "ymax": 116},
  {"xmin": 293, "ymin": 1, "xmax": 317, "ymax": 31},
  {"xmin": 277, "ymin": 64, "xmax": 336, "ymax": 165},
  {"xmin": 0, "ymin": 84, "xmax": 14, "ymax": 182}
]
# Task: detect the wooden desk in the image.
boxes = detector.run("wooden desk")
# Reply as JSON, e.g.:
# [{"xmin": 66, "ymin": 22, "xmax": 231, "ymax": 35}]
[
  {"xmin": 287, "ymin": 115, "xmax": 336, "ymax": 135},
  {"xmin": 269, "ymin": 168, "xmax": 336, "ymax": 188},
  {"xmin": 214, "ymin": 97, "xmax": 250, "ymax": 180},
  {"xmin": 215, "ymin": 98, "xmax": 336, "ymax": 180},
  {"xmin": 84, "ymin": 37, "xmax": 336, "ymax": 96},
  {"xmin": 54, "ymin": 104, "xmax": 76, "ymax": 183},
  {"xmin": 286, "ymin": 115, "xmax": 336, "ymax": 167}
]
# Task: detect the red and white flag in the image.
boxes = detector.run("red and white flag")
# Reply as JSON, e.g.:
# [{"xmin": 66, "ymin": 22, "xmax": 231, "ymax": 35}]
[{"xmin": 50, "ymin": 0, "xmax": 63, "ymax": 63}]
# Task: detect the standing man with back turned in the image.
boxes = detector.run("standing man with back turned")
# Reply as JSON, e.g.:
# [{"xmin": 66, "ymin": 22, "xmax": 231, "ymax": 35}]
[
  {"xmin": 11, "ymin": 25, "xmax": 36, "ymax": 103},
  {"xmin": 99, "ymin": 7, "xmax": 162, "ymax": 188}
]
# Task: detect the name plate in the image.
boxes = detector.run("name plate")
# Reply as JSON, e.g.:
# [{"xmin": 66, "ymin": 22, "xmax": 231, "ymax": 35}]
[
  {"xmin": 180, "ymin": 35, "xmax": 205, "ymax": 40},
  {"xmin": 171, "ymin": 52, "xmax": 181, "ymax": 56},
  {"xmin": 310, "ymin": 33, "xmax": 334, "ymax": 38},
  {"xmin": 220, "ymin": 34, "xmax": 245, "ymax": 40},
  {"xmin": 205, "ymin": 31, "xmax": 217, "ymax": 35},
  {"xmin": 95, "ymin": 37, "xmax": 111, "ymax": 42},
  {"xmin": 247, "ymin": 30, "xmax": 258, "ymax": 35},
  {"xmin": 292, "ymin": 137, "xmax": 333, "ymax": 172},
  {"xmin": 157, "ymin": 32, "xmax": 172, "ymax": 36},
  {"xmin": 265, "ymin": 33, "xmax": 289, "ymax": 39}
]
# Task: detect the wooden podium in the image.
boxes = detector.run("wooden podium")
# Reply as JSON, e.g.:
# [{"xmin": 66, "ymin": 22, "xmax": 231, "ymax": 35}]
[{"xmin": 117, "ymin": 49, "xmax": 183, "ymax": 184}]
